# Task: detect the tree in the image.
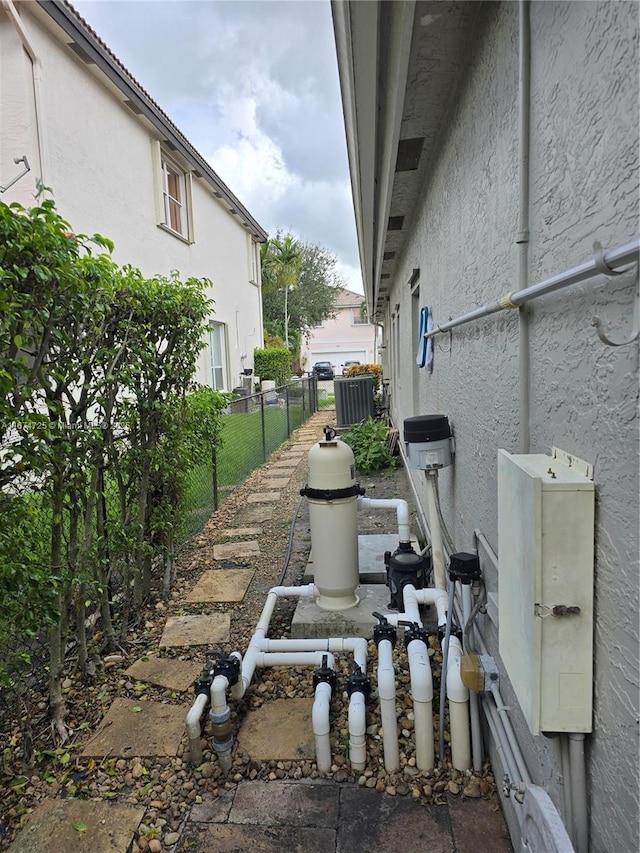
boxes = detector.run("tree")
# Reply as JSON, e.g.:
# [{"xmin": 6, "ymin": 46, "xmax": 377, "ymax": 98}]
[
  {"xmin": 260, "ymin": 234, "xmax": 301, "ymax": 347},
  {"xmin": 261, "ymin": 233, "xmax": 343, "ymax": 359}
]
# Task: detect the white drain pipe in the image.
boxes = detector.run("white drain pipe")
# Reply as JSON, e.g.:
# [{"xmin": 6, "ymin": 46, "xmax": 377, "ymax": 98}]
[
  {"xmin": 358, "ymin": 496, "xmax": 411, "ymax": 542},
  {"xmin": 447, "ymin": 636, "xmax": 471, "ymax": 771},
  {"xmin": 313, "ymin": 680, "xmax": 333, "ymax": 774},
  {"xmin": 377, "ymin": 638, "xmax": 400, "ymax": 771},
  {"xmin": 407, "ymin": 635, "xmax": 434, "ymax": 770}
]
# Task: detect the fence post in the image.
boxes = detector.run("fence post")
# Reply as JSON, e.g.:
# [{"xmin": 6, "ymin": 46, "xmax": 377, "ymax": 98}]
[
  {"xmin": 260, "ymin": 393, "xmax": 267, "ymax": 462},
  {"xmin": 286, "ymin": 385, "xmax": 291, "ymax": 436},
  {"xmin": 212, "ymin": 447, "xmax": 219, "ymax": 510}
]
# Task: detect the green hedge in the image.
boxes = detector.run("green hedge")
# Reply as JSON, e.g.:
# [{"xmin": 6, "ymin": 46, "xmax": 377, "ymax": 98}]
[{"xmin": 254, "ymin": 347, "xmax": 292, "ymax": 386}]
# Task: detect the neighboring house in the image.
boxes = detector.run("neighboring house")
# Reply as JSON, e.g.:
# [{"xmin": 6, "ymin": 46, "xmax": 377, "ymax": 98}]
[
  {"xmin": 333, "ymin": 2, "xmax": 638, "ymax": 852},
  {"xmin": 300, "ymin": 287, "xmax": 377, "ymax": 374},
  {"xmin": 0, "ymin": 0, "xmax": 266, "ymax": 392}
]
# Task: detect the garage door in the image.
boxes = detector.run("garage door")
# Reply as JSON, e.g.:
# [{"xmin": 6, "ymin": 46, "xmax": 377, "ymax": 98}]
[{"xmin": 310, "ymin": 351, "xmax": 367, "ymax": 375}]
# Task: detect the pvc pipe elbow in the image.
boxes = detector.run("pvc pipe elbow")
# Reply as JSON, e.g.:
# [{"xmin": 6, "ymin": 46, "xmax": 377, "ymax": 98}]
[
  {"xmin": 402, "ymin": 585, "xmax": 423, "ymax": 626},
  {"xmin": 348, "ymin": 691, "xmax": 367, "ymax": 770},
  {"xmin": 185, "ymin": 692, "xmax": 209, "ymax": 739},
  {"xmin": 377, "ymin": 642, "xmax": 396, "ymax": 701},
  {"xmin": 415, "ymin": 588, "xmax": 449, "ymax": 626},
  {"xmin": 312, "ymin": 681, "xmax": 332, "ymax": 736},
  {"xmin": 210, "ymin": 675, "xmax": 230, "ymax": 718},
  {"xmin": 446, "ymin": 651, "xmax": 468, "ymax": 704}
]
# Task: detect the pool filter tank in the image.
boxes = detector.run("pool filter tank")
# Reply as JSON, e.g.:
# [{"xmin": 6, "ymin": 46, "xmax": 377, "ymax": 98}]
[{"xmin": 301, "ymin": 427, "xmax": 364, "ymax": 610}]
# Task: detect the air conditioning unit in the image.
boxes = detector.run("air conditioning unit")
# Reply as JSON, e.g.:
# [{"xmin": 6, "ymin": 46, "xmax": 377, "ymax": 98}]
[{"xmin": 334, "ymin": 376, "xmax": 376, "ymax": 426}]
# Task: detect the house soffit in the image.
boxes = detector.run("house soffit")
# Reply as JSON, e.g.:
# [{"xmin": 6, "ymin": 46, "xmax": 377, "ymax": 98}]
[{"xmin": 372, "ymin": 1, "xmax": 481, "ymax": 316}]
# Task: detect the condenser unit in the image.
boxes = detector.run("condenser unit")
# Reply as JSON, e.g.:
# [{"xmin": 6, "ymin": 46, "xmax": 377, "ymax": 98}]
[
  {"xmin": 497, "ymin": 450, "xmax": 594, "ymax": 735},
  {"xmin": 334, "ymin": 376, "xmax": 375, "ymax": 426}
]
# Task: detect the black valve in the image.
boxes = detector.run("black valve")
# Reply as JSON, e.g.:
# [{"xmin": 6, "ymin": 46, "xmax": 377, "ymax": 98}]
[
  {"xmin": 448, "ymin": 552, "xmax": 481, "ymax": 585},
  {"xmin": 372, "ymin": 612, "xmax": 397, "ymax": 648},
  {"xmin": 398, "ymin": 620, "xmax": 429, "ymax": 648},
  {"xmin": 437, "ymin": 621, "xmax": 463, "ymax": 645},
  {"xmin": 313, "ymin": 654, "xmax": 337, "ymax": 691},
  {"xmin": 193, "ymin": 668, "xmax": 214, "ymax": 697},
  {"xmin": 346, "ymin": 660, "xmax": 371, "ymax": 700},
  {"xmin": 209, "ymin": 649, "xmax": 241, "ymax": 687},
  {"xmin": 323, "ymin": 426, "xmax": 337, "ymax": 441}
]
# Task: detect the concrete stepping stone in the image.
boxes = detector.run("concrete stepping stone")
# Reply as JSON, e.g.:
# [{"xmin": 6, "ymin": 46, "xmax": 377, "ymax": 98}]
[
  {"xmin": 447, "ymin": 792, "xmax": 513, "ymax": 853},
  {"xmin": 212, "ymin": 540, "xmax": 260, "ymax": 560},
  {"xmin": 236, "ymin": 698, "xmax": 315, "ymax": 760},
  {"xmin": 181, "ymin": 823, "xmax": 335, "ymax": 852},
  {"xmin": 261, "ymin": 477, "xmax": 290, "ymax": 489},
  {"xmin": 247, "ymin": 492, "xmax": 280, "ymax": 503},
  {"xmin": 218, "ymin": 526, "xmax": 262, "ymax": 539},
  {"xmin": 186, "ymin": 569, "xmax": 254, "ymax": 603},
  {"xmin": 159, "ymin": 613, "xmax": 230, "ymax": 647},
  {"xmin": 271, "ymin": 460, "xmax": 299, "ymax": 469},
  {"xmin": 237, "ymin": 506, "xmax": 274, "ymax": 523},
  {"xmin": 125, "ymin": 656, "xmax": 201, "ymax": 692},
  {"xmin": 81, "ymin": 697, "xmax": 187, "ymax": 758},
  {"xmin": 229, "ymin": 780, "xmax": 337, "ymax": 827},
  {"xmin": 8, "ymin": 799, "xmax": 144, "ymax": 853}
]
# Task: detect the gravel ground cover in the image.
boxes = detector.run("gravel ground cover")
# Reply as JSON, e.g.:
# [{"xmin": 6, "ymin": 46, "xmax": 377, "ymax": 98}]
[{"xmin": 0, "ymin": 415, "xmax": 498, "ymax": 852}]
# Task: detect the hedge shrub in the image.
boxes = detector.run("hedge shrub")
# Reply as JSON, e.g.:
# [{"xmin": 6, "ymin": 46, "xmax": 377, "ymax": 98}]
[
  {"xmin": 343, "ymin": 362, "xmax": 383, "ymax": 392},
  {"xmin": 254, "ymin": 347, "xmax": 292, "ymax": 386}
]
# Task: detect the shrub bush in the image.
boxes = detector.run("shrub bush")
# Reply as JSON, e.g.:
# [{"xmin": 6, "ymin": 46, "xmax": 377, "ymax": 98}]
[
  {"xmin": 254, "ymin": 347, "xmax": 292, "ymax": 386},
  {"xmin": 343, "ymin": 362, "xmax": 383, "ymax": 392},
  {"xmin": 342, "ymin": 417, "xmax": 396, "ymax": 474}
]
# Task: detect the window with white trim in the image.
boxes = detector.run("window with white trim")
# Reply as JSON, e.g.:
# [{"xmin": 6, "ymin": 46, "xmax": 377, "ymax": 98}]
[
  {"xmin": 351, "ymin": 307, "xmax": 369, "ymax": 326},
  {"xmin": 209, "ymin": 323, "xmax": 228, "ymax": 390},
  {"xmin": 152, "ymin": 142, "xmax": 194, "ymax": 241}
]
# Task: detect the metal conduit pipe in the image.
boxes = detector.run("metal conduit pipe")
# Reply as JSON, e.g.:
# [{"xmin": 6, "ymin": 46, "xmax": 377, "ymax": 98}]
[
  {"xmin": 483, "ymin": 699, "xmax": 524, "ymax": 828},
  {"xmin": 517, "ymin": 0, "xmax": 532, "ymax": 454},
  {"xmin": 489, "ymin": 682, "xmax": 532, "ymax": 785},
  {"xmin": 557, "ymin": 735, "xmax": 574, "ymax": 839},
  {"xmin": 569, "ymin": 733, "xmax": 588, "ymax": 853},
  {"xmin": 423, "ymin": 237, "xmax": 639, "ymax": 342},
  {"xmin": 462, "ymin": 584, "xmax": 484, "ymax": 772}
]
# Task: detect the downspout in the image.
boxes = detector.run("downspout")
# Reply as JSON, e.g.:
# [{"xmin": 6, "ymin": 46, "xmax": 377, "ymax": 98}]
[
  {"xmin": 2, "ymin": 0, "xmax": 48, "ymax": 186},
  {"xmin": 517, "ymin": 0, "xmax": 531, "ymax": 453}
]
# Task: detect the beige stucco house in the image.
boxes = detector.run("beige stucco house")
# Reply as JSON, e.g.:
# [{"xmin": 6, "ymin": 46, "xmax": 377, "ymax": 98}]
[
  {"xmin": 332, "ymin": 1, "xmax": 638, "ymax": 851},
  {"xmin": 300, "ymin": 287, "xmax": 378, "ymax": 374},
  {"xmin": 0, "ymin": 0, "xmax": 267, "ymax": 391}
]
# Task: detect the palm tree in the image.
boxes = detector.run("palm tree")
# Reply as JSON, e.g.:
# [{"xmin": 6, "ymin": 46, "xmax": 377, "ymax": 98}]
[{"xmin": 261, "ymin": 234, "xmax": 302, "ymax": 347}]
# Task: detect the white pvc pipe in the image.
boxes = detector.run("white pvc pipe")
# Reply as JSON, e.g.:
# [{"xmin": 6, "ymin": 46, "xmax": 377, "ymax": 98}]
[
  {"xmin": 348, "ymin": 690, "xmax": 367, "ymax": 771},
  {"xmin": 358, "ymin": 496, "xmax": 411, "ymax": 543},
  {"xmin": 447, "ymin": 637, "xmax": 471, "ymax": 771},
  {"xmin": 262, "ymin": 637, "xmax": 367, "ymax": 672},
  {"xmin": 377, "ymin": 639, "xmax": 400, "ymax": 771},
  {"xmin": 211, "ymin": 675, "xmax": 230, "ymax": 716},
  {"xmin": 313, "ymin": 681, "xmax": 332, "ymax": 774},
  {"xmin": 569, "ymin": 733, "xmax": 588, "ymax": 853},
  {"xmin": 255, "ymin": 651, "xmax": 336, "ymax": 669},
  {"xmin": 384, "ymin": 585, "xmax": 449, "ymax": 627},
  {"xmin": 407, "ymin": 638, "xmax": 434, "ymax": 770},
  {"xmin": 424, "ymin": 473, "xmax": 446, "ymax": 590},
  {"xmin": 185, "ymin": 692, "xmax": 209, "ymax": 766}
]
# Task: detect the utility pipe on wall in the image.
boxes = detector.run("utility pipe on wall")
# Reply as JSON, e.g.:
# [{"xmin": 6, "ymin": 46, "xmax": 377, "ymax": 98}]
[
  {"xmin": 2, "ymin": 1, "xmax": 48, "ymax": 185},
  {"xmin": 424, "ymin": 473, "xmax": 446, "ymax": 589},
  {"xmin": 462, "ymin": 583, "xmax": 484, "ymax": 772}
]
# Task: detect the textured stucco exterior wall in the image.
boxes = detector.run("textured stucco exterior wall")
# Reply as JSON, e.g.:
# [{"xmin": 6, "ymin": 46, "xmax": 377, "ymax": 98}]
[
  {"xmin": 386, "ymin": 2, "xmax": 638, "ymax": 850},
  {"xmin": 0, "ymin": 6, "xmax": 263, "ymax": 389}
]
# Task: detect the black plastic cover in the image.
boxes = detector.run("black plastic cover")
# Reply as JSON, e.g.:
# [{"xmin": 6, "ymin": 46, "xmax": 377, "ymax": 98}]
[{"xmin": 403, "ymin": 415, "xmax": 451, "ymax": 443}]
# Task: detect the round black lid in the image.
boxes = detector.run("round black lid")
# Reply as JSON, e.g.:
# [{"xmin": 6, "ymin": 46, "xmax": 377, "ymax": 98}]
[{"xmin": 403, "ymin": 415, "xmax": 451, "ymax": 443}]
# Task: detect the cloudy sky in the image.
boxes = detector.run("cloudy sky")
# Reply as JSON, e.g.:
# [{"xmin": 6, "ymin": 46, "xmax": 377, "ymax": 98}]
[{"xmin": 74, "ymin": 0, "xmax": 363, "ymax": 294}]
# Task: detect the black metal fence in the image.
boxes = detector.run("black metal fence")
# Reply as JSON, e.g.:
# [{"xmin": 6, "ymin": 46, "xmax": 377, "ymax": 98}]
[{"xmin": 178, "ymin": 377, "xmax": 318, "ymax": 539}]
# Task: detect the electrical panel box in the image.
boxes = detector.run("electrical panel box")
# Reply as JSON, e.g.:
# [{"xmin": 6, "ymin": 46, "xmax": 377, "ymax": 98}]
[{"xmin": 497, "ymin": 450, "xmax": 594, "ymax": 735}]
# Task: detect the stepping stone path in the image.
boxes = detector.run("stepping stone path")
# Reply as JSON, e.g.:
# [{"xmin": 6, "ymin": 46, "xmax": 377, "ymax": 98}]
[
  {"xmin": 125, "ymin": 656, "xmax": 202, "ymax": 692},
  {"xmin": 186, "ymin": 569, "xmax": 254, "ymax": 603},
  {"xmin": 159, "ymin": 614, "xmax": 231, "ymax": 647},
  {"xmin": 81, "ymin": 698, "xmax": 188, "ymax": 759}
]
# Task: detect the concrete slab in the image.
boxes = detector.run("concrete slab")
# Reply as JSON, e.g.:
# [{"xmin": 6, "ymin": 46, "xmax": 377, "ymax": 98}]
[
  {"xmin": 236, "ymin": 698, "xmax": 315, "ymax": 760},
  {"xmin": 218, "ymin": 526, "xmax": 262, "ymax": 538},
  {"xmin": 447, "ymin": 793, "xmax": 513, "ymax": 853},
  {"xmin": 8, "ymin": 799, "xmax": 144, "ymax": 853},
  {"xmin": 237, "ymin": 506, "xmax": 274, "ymax": 523},
  {"xmin": 186, "ymin": 569, "xmax": 254, "ymax": 603},
  {"xmin": 337, "ymin": 787, "xmax": 454, "ymax": 853},
  {"xmin": 261, "ymin": 477, "xmax": 290, "ymax": 489},
  {"xmin": 189, "ymin": 789, "xmax": 236, "ymax": 823},
  {"xmin": 81, "ymin": 697, "xmax": 186, "ymax": 758},
  {"xmin": 159, "ymin": 614, "xmax": 230, "ymax": 647},
  {"xmin": 229, "ymin": 780, "xmax": 338, "ymax": 826},
  {"xmin": 290, "ymin": 584, "xmax": 392, "ymax": 639},
  {"xmin": 179, "ymin": 823, "xmax": 336, "ymax": 852},
  {"xmin": 212, "ymin": 540, "xmax": 260, "ymax": 560},
  {"xmin": 247, "ymin": 492, "xmax": 281, "ymax": 503},
  {"xmin": 271, "ymin": 460, "xmax": 299, "ymax": 469},
  {"xmin": 303, "ymin": 534, "xmax": 420, "ymax": 585},
  {"xmin": 124, "ymin": 656, "xmax": 201, "ymax": 692}
]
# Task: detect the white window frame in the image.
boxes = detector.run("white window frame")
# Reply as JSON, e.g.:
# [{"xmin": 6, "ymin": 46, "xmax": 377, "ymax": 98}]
[
  {"xmin": 152, "ymin": 141, "xmax": 194, "ymax": 243},
  {"xmin": 351, "ymin": 307, "xmax": 369, "ymax": 326},
  {"xmin": 248, "ymin": 236, "xmax": 260, "ymax": 285},
  {"xmin": 209, "ymin": 323, "xmax": 228, "ymax": 391}
]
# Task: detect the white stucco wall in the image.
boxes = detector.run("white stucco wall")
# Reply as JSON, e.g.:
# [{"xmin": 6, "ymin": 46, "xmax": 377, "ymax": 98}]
[
  {"xmin": 384, "ymin": 2, "xmax": 638, "ymax": 850},
  {"xmin": 0, "ymin": 5, "xmax": 263, "ymax": 391}
]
